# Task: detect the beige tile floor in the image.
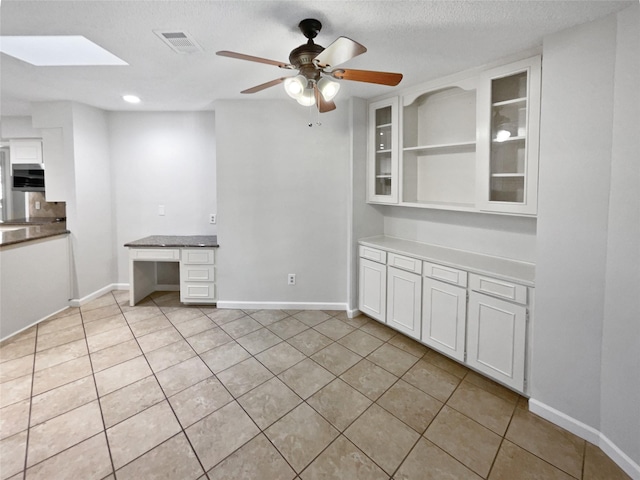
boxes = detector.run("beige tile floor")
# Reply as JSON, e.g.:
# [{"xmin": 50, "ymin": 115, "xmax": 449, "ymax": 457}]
[{"xmin": 0, "ymin": 290, "xmax": 632, "ymax": 480}]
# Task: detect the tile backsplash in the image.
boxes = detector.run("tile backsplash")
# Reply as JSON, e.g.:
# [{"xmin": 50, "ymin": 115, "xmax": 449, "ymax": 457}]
[{"xmin": 27, "ymin": 192, "xmax": 66, "ymax": 219}]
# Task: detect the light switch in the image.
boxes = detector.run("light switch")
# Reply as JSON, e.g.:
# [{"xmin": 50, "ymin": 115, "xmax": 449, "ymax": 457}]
[{"xmin": 158, "ymin": 205, "xmax": 165, "ymax": 216}]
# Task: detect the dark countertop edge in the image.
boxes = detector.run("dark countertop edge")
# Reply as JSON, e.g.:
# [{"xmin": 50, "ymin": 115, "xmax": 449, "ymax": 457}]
[
  {"xmin": 124, "ymin": 235, "xmax": 219, "ymax": 248},
  {"xmin": 0, "ymin": 229, "xmax": 70, "ymax": 248}
]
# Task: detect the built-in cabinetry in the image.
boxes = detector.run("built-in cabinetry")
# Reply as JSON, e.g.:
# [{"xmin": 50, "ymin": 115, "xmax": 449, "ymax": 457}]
[
  {"xmin": 126, "ymin": 236, "xmax": 218, "ymax": 306},
  {"xmin": 9, "ymin": 139, "xmax": 43, "ymax": 164},
  {"xmin": 180, "ymin": 249, "xmax": 216, "ymax": 304},
  {"xmin": 358, "ymin": 236, "xmax": 534, "ymax": 392},
  {"xmin": 368, "ymin": 98, "xmax": 399, "ymax": 203},
  {"xmin": 422, "ymin": 263, "xmax": 468, "ymax": 362},
  {"xmin": 367, "ymin": 55, "xmax": 541, "ymax": 215},
  {"xmin": 386, "ymin": 253, "xmax": 422, "ymax": 338},
  {"xmin": 358, "ymin": 246, "xmax": 387, "ymax": 321}
]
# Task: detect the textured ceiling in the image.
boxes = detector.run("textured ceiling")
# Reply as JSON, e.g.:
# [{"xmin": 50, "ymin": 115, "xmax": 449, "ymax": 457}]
[{"xmin": 0, "ymin": 0, "xmax": 633, "ymax": 115}]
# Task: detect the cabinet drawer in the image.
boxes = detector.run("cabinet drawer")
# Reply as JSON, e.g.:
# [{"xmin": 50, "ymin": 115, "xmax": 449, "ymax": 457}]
[
  {"xmin": 359, "ymin": 246, "xmax": 387, "ymax": 264},
  {"xmin": 469, "ymin": 274, "xmax": 527, "ymax": 305},
  {"xmin": 388, "ymin": 253, "xmax": 422, "ymax": 274},
  {"xmin": 182, "ymin": 249, "xmax": 215, "ymax": 265},
  {"xmin": 181, "ymin": 265, "xmax": 215, "ymax": 282},
  {"xmin": 423, "ymin": 261, "xmax": 467, "ymax": 287},
  {"xmin": 130, "ymin": 248, "xmax": 180, "ymax": 261},
  {"xmin": 181, "ymin": 282, "xmax": 216, "ymax": 301}
]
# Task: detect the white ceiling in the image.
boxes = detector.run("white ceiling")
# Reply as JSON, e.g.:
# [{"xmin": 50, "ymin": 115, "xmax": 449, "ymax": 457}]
[{"xmin": 0, "ymin": 0, "xmax": 633, "ymax": 115}]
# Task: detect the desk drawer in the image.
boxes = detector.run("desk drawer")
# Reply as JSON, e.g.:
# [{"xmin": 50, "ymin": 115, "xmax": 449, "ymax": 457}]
[
  {"xmin": 423, "ymin": 262, "xmax": 467, "ymax": 287},
  {"xmin": 359, "ymin": 246, "xmax": 386, "ymax": 264},
  {"xmin": 181, "ymin": 265, "xmax": 215, "ymax": 282},
  {"xmin": 181, "ymin": 282, "xmax": 216, "ymax": 302},
  {"xmin": 130, "ymin": 248, "xmax": 180, "ymax": 261},
  {"xmin": 469, "ymin": 274, "xmax": 527, "ymax": 305},
  {"xmin": 182, "ymin": 249, "xmax": 215, "ymax": 265},
  {"xmin": 388, "ymin": 253, "xmax": 422, "ymax": 274}
]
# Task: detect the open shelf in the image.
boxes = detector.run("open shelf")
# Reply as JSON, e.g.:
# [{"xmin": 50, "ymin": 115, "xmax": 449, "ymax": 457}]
[
  {"xmin": 493, "ymin": 97, "xmax": 526, "ymax": 107},
  {"xmin": 403, "ymin": 141, "xmax": 476, "ymax": 154}
]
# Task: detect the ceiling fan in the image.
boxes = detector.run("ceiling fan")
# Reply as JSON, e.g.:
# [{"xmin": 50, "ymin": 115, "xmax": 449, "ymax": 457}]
[{"xmin": 216, "ymin": 18, "xmax": 403, "ymax": 113}]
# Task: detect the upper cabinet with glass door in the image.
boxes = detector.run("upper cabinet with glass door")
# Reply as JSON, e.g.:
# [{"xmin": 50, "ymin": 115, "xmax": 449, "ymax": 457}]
[
  {"xmin": 368, "ymin": 98, "xmax": 399, "ymax": 204},
  {"xmin": 476, "ymin": 56, "xmax": 541, "ymax": 215}
]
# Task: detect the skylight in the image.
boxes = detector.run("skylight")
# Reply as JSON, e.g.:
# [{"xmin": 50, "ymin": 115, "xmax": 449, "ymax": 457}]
[{"xmin": 0, "ymin": 35, "xmax": 128, "ymax": 66}]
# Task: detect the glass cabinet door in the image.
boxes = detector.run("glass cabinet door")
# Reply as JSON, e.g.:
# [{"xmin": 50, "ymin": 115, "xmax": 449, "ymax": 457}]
[
  {"xmin": 489, "ymin": 71, "xmax": 527, "ymax": 203},
  {"xmin": 368, "ymin": 98, "xmax": 399, "ymax": 203},
  {"xmin": 477, "ymin": 56, "xmax": 541, "ymax": 215}
]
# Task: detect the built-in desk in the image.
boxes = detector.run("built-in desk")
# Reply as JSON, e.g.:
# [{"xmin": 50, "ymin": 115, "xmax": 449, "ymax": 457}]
[{"xmin": 125, "ymin": 235, "xmax": 219, "ymax": 306}]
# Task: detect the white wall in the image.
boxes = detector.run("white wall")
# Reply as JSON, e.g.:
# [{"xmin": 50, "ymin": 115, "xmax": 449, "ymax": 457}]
[
  {"xmin": 0, "ymin": 236, "xmax": 70, "ymax": 340},
  {"xmin": 534, "ymin": 10, "xmax": 616, "ymax": 431},
  {"xmin": 109, "ymin": 112, "xmax": 216, "ymax": 284},
  {"xmin": 0, "ymin": 116, "xmax": 41, "ymax": 138},
  {"xmin": 533, "ymin": 8, "xmax": 640, "ymax": 477},
  {"xmin": 31, "ymin": 101, "xmax": 116, "ymax": 301},
  {"xmin": 215, "ymin": 100, "xmax": 349, "ymax": 308},
  {"xmin": 70, "ymin": 103, "xmax": 116, "ymax": 299},
  {"xmin": 348, "ymin": 97, "xmax": 385, "ymax": 311},
  {"xmin": 383, "ymin": 207, "xmax": 537, "ymax": 262},
  {"xmin": 600, "ymin": 3, "xmax": 640, "ymax": 469}
]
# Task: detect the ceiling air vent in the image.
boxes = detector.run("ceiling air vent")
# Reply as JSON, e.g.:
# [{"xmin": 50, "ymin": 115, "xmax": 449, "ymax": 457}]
[{"xmin": 154, "ymin": 30, "xmax": 203, "ymax": 54}]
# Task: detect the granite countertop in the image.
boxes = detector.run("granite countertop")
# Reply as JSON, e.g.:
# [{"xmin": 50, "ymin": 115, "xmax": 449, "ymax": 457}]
[
  {"xmin": 124, "ymin": 235, "xmax": 219, "ymax": 248},
  {"xmin": 0, "ymin": 223, "xmax": 70, "ymax": 248}
]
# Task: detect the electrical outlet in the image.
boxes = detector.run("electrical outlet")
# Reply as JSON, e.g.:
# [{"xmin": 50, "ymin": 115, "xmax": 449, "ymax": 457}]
[
  {"xmin": 209, "ymin": 214, "xmax": 216, "ymax": 224},
  {"xmin": 35, "ymin": 201, "xmax": 41, "ymax": 210},
  {"xmin": 158, "ymin": 204, "xmax": 165, "ymax": 216},
  {"xmin": 287, "ymin": 274, "xmax": 296, "ymax": 285}
]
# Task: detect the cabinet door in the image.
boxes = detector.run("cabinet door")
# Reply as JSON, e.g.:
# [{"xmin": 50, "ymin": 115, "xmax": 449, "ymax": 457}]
[
  {"xmin": 386, "ymin": 267, "xmax": 421, "ymax": 339},
  {"xmin": 467, "ymin": 292, "xmax": 526, "ymax": 391},
  {"xmin": 421, "ymin": 277, "xmax": 466, "ymax": 361},
  {"xmin": 368, "ymin": 98, "xmax": 399, "ymax": 204},
  {"xmin": 476, "ymin": 56, "xmax": 541, "ymax": 215},
  {"xmin": 358, "ymin": 258, "xmax": 387, "ymax": 322},
  {"xmin": 10, "ymin": 139, "xmax": 43, "ymax": 164}
]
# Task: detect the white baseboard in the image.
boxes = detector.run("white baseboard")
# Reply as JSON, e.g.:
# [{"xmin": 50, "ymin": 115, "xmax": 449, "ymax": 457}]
[
  {"xmin": 69, "ymin": 283, "xmax": 128, "ymax": 307},
  {"xmin": 529, "ymin": 399, "xmax": 640, "ymax": 479},
  {"xmin": 216, "ymin": 301, "xmax": 348, "ymax": 311},
  {"xmin": 347, "ymin": 308, "xmax": 362, "ymax": 319}
]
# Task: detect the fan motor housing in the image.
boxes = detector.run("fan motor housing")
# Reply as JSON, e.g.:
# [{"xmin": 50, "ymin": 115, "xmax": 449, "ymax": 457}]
[{"xmin": 289, "ymin": 42, "xmax": 324, "ymax": 69}]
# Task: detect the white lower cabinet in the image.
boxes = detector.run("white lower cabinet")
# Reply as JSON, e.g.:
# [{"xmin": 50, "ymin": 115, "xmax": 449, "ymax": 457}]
[
  {"xmin": 180, "ymin": 248, "xmax": 216, "ymax": 304},
  {"xmin": 358, "ymin": 238, "xmax": 533, "ymax": 394},
  {"xmin": 421, "ymin": 277, "xmax": 466, "ymax": 362},
  {"xmin": 386, "ymin": 266, "xmax": 421, "ymax": 339},
  {"xmin": 358, "ymin": 257, "xmax": 387, "ymax": 322},
  {"xmin": 467, "ymin": 292, "xmax": 527, "ymax": 391}
]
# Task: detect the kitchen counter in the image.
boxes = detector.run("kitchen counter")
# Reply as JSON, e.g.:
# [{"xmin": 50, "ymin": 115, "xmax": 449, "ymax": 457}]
[
  {"xmin": 0, "ymin": 223, "xmax": 70, "ymax": 248},
  {"xmin": 124, "ymin": 235, "xmax": 218, "ymax": 248},
  {"xmin": 359, "ymin": 235, "xmax": 535, "ymax": 286}
]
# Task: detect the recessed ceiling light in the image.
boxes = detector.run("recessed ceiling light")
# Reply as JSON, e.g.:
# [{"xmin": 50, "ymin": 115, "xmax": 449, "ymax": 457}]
[
  {"xmin": 122, "ymin": 95, "xmax": 141, "ymax": 104},
  {"xmin": 0, "ymin": 35, "xmax": 127, "ymax": 66}
]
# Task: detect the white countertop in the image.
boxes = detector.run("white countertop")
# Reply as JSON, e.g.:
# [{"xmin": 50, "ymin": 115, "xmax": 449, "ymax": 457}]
[{"xmin": 359, "ymin": 235, "xmax": 535, "ymax": 287}]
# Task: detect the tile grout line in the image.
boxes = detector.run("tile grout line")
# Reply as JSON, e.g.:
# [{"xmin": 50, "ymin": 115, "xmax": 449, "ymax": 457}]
[
  {"xmin": 80, "ymin": 293, "xmax": 118, "ymax": 479},
  {"xmin": 8, "ymin": 300, "xmax": 574, "ymax": 480},
  {"xmin": 109, "ymin": 295, "xmax": 213, "ymax": 478},
  {"xmin": 20, "ymin": 322, "xmax": 39, "ymax": 480}
]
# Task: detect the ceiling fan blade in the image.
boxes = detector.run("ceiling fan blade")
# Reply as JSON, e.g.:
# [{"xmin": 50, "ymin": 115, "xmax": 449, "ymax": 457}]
[
  {"xmin": 332, "ymin": 68, "xmax": 403, "ymax": 86},
  {"xmin": 314, "ymin": 37, "xmax": 367, "ymax": 68},
  {"xmin": 314, "ymin": 85, "xmax": 337, "ymax": 113},
  {"xmin": 241, "ymin": 77, "xmax": 288, "ymax": 94},
  {"xmin": 216, "ymin": 50, "xmax": 292, "ymax": 69}
]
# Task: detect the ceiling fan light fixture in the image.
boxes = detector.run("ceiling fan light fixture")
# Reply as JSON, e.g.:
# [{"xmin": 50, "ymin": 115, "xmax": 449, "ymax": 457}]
[
  {"xmin": 284, "ymin": 75, "xmax": 306, "ymax": 99},
  {"xmin": 317, "ymin": 77, "xmax": 340, "ymax": 101},
  {"xmin": 296, "ymin": 87, "xmax": 316, "ymax": 106}
]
